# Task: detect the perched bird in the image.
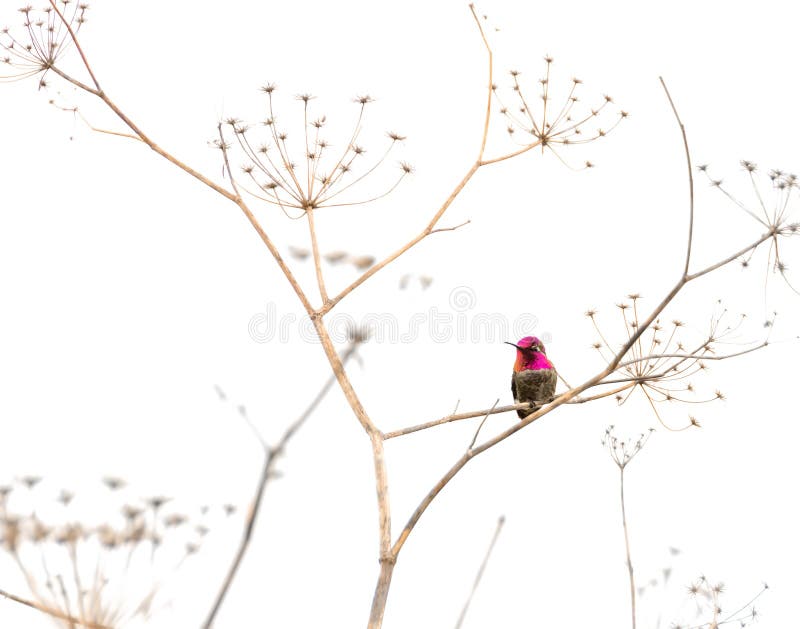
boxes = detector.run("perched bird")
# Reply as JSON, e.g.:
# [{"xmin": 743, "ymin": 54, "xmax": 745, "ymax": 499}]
[{"xmin": 505, "ymin": 336, "xmax": 557, "ymax": 419}]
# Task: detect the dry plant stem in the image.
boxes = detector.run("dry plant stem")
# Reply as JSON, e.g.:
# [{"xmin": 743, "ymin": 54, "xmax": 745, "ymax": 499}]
[
  {"xmin": 306, "ymin": 208, "xmax": 329, "ymax": 303},
  {"xmin": 615, "ymin": 343, "xmax": 768, "ymax": 370},
  {"xmin": 619, "ymin": 466, "xmax": 636, "ymax": 629},
  {"xmin": 384, "ymin": 402, "xmax": 532, "ymax": 439},
  {"xmin": 215, "ymin": 124, "xmax": 315, "ymax": 314},
  {"xmin": 659, "ymin": 77, "xmax": 695, "ymax": 276},
  {"xmin": 0, "ymin": 586, "xmax": 109, "ymax": 629},
  {"xmin": 307, "ymin": 318, "xmax": 393, "ymax": 629},
  {"xmin": 201, "ymin": 340, "xmax": 362, "ymax": 629},
  {"xmin": 318, "ymin": 5, "xmax": 494, "ymax": 318},
  {"xmin": 49, "ymin": 7, "xmax": 391, "ymax": 624},
  {"xmin": 386, "ymin": 326, "xmax": 771, "ymax": 439},
  {"xmin": 453, "ymin": 515, "xmax": 505, "ymax": 629},
  {"xmin": 47, "ymin": 11, "xmax": 313, "ymax": 314},
  {"xmin": 467, "ymin": 400, "xmax": 499, "ymax": 450}
]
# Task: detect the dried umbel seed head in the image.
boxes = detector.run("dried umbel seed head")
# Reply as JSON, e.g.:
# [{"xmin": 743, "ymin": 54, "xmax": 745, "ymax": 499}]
[
  {"xmin": 1, "ymin": 2, "xmax": 89, "ymax": 82},
  {"xmin": 495, "ymin": 56, "xmax": 626, "ymax": 169},
  {"xmin": 216, "ymin": 87, "xmax": 411, "ymax": 219},
  {"xmin": 700, "ymin": 162, "xmax": 800, "ymax": 294},
  {"xmin": 588, "ymin": 296, "xmax": 752, "ymax": 431}
]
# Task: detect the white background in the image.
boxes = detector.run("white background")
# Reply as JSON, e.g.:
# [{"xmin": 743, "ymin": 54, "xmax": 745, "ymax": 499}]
[{"xmin": 1, "ymin": 0, "xmax": 798, "ymax": 627}]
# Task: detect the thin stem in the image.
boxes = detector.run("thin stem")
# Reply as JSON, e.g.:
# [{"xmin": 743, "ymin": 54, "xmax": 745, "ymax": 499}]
[
  {"xmin": 201, "ymin": 341, "xmax": 362, "ymax": 628},
  {"xmin": 321, "ymin": 160, "xmax": 480, "ymax": 316},
  {"xmin": 217, "ymin": 126, "xmax": 315, "ymax": 314},
  {"xmin": 619, "ymin": 465, "xmax": 636, "ymax": 629},
  {"xmin": 479, "ymin": 138, "xmax": 544, "ymax": 167},
  {"xmin": 384, "ymin": 402, "xmax": 533, "ymax": 439},
  {"xmin": 659, "ymin": 77, "xmax": 694, "ymax": 277},
  {"xmin": 686, "ymin": 230, "xmax": 775, "ymax": 281},
  {"xmin": 306, "ymin": 208, "xmax": 329, "ymax": 303},
  {"xmin": 47, "ymin": 0, "xmax": 101, "ymax": 90},
  {"xmin": 568, "ymin": 382, "xmax": 636, "ymax": 404},
  {"xmin": 319, "ymin": 4, "xmax": 494, "ymax": 317},
  {"xmin": 467, "ymin": 400, "xmax": 499, "ymax": 450},
  {"xmin": 615, "ymin": 342, "xmax": 767, "ymax": 369}
]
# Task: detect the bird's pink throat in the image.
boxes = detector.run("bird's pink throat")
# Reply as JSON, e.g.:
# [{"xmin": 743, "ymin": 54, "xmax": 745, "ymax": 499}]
[{"xmin": 515, "ymin": 352, "xmax": 554, "ymax": 371}]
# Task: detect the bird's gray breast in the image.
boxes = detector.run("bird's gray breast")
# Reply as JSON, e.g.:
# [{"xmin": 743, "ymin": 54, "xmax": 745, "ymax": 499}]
[{"xmin": 512, "ymin": 369, "xmax": 557, "ymax": 403}]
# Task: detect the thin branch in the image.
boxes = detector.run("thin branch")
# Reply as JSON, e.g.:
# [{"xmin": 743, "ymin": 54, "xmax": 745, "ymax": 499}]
[
  {"xmin": 319, "ymin": 5, "xmax": 494, "ymax": 318},
  {"xmin": 46, "ymin": 18, "xmax": 317, "ymax": 316},
  {"xmin": 383, "ymin": 402, "xmax": 532, "ymax": 440},
  {"xmin": 719, "ymin": 584, "xmax": 769, "ymax": 624},
  {"xmin": 620, "ymin": 465, "xmax": 636, "ymax": 629},
  {"xmin": 320, "ymin": 161, "xmax": 480, "ymax": 316},
  {"xmin": 216, "ymin": 126, "xmax": 316, "ymax": 314},
  {"xmin": 453, "ymin": 515, "xmax": 505, "ymax": 629},
  {"xmin": 659, "ymin": 77, "xmax": 694, "ymax": 277},
  {"xmin": 556, "ymin": 370, "xmax": 574, "ymax": 391},
  {"xmin": 431, "ymin": 219, "xmax": 472, "ymax": 234},
  {"xmin": 201, "ymin": 339, "xmax": 363, "ymax": 629},
  {"xmin": 47, "ymin": 0, "xmax": 101, "ymax": 90},
  {"xmin": 567, "ymin": 382, "xmax": 636, "ymax": 404},
  {"xmin": 0, "ymin": 586, "xmax": 110, "ymax": 629},
  {"xmin": 306, "ymin": 207, "xmax": 329, "ymax": 303},
  {"xmin": 686, "ymin": 229, "xmax": 776, "ymax": 281},
  {"xmin": 479, "ymin": 138, "xmax": 544, "ymax": 166},
  {"xmin": 615, "ymin": 342, "xmax": 768, "ymax": 369},
  {"xmin": 467, "ymin": 399, "xmax": 499, "ymax": 451}
]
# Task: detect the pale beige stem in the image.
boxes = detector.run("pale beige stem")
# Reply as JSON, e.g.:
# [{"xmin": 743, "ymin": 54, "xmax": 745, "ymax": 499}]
[
  {"xmin": 306, "ymin": 208, "xmax": 329, "ymax": 303},
  {"xmin": 308, "ymin": 317, "xmax": 394, "ymax": 626},
  {"xmin": 384, "ymin": 402, "xmax": 534, "ymax": 439},
  {"xmin": 620, "ymin": 466, "xmax": 636, "ymax": 629},
  {"xmin": 202, "ymin": 342, "xmax": 361, "ymax": 628},
  {"xmin": 319, "ymin": 5, "xmax": 494, "ymax": 317}
]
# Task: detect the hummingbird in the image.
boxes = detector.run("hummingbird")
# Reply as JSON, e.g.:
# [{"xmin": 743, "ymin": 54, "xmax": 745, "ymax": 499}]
[{"xmin": 505, "ymin": 336, "xmax": 557, "ymax": 419}]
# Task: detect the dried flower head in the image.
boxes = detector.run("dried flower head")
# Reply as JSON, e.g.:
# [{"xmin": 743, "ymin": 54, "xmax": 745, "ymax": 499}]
[
  {"xmin": 700, "ymin": 162, "xmax": 800, "ymax": 295},
  {"xmin": 588, "ymin": 297, "xmax": 762, "ymax": 430},
  {"xmin": 602, "ymin": 425, "xmax": 653, "ymax": 468},
  {"xmin": 1, "ymin": 2, "xmax": 88, "ymax": 82},
  {"xmin": 218, "ymin": 86, "xmax": 411, "ymax": 219},
  {"xmin": 494, "ymin": 57, "xmax": 626, "ymax": 169}
]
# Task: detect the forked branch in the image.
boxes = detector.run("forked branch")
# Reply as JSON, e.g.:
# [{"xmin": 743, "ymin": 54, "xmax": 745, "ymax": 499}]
[{"xmin": 202, "ymin": 339, "xmax": 364, "ymax": 628}]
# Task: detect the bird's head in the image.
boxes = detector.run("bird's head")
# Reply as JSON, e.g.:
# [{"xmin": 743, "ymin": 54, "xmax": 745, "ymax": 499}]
[
  {"xmin": 505, "ymin": 336, "xmax": 546, "ymax": 354},
  {"xmin": 505, "ymin": 336, "xmax": 552, "ymax": 371}
]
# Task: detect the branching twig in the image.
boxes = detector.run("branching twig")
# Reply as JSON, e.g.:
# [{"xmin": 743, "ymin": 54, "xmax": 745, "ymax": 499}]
[
  {"xmin": 384, "ymin": 402, "xmax": 532, "ymax": 439},
  {"xmin": 201, "ymin": 338, "xmax": 364, "ymax": 628},
  {"xmin": 316, "ymin": 6, "xmax": 494, "ymax": 319},
  {"xmin": 659, "ymin": 77, "xmax": 695, "ymax": 276},
  {"xmin": 604, "ymin": 427, "xmax": 652, "ymax": 629},
  {"xmin": 467, "ymin": 400, "xmax": 499, "ymax": 451}
]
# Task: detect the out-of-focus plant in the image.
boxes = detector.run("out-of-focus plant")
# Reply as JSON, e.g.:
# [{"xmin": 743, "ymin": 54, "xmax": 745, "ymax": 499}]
[{"xmin": 0, "ymin": 476, "xmax": 235, "ymax": 628}]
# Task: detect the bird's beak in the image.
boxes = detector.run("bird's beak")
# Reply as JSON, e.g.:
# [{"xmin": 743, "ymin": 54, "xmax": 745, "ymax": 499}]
[{"xmin": 504, "ymin": 341, "xmax": 522, "ymax": 350}]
